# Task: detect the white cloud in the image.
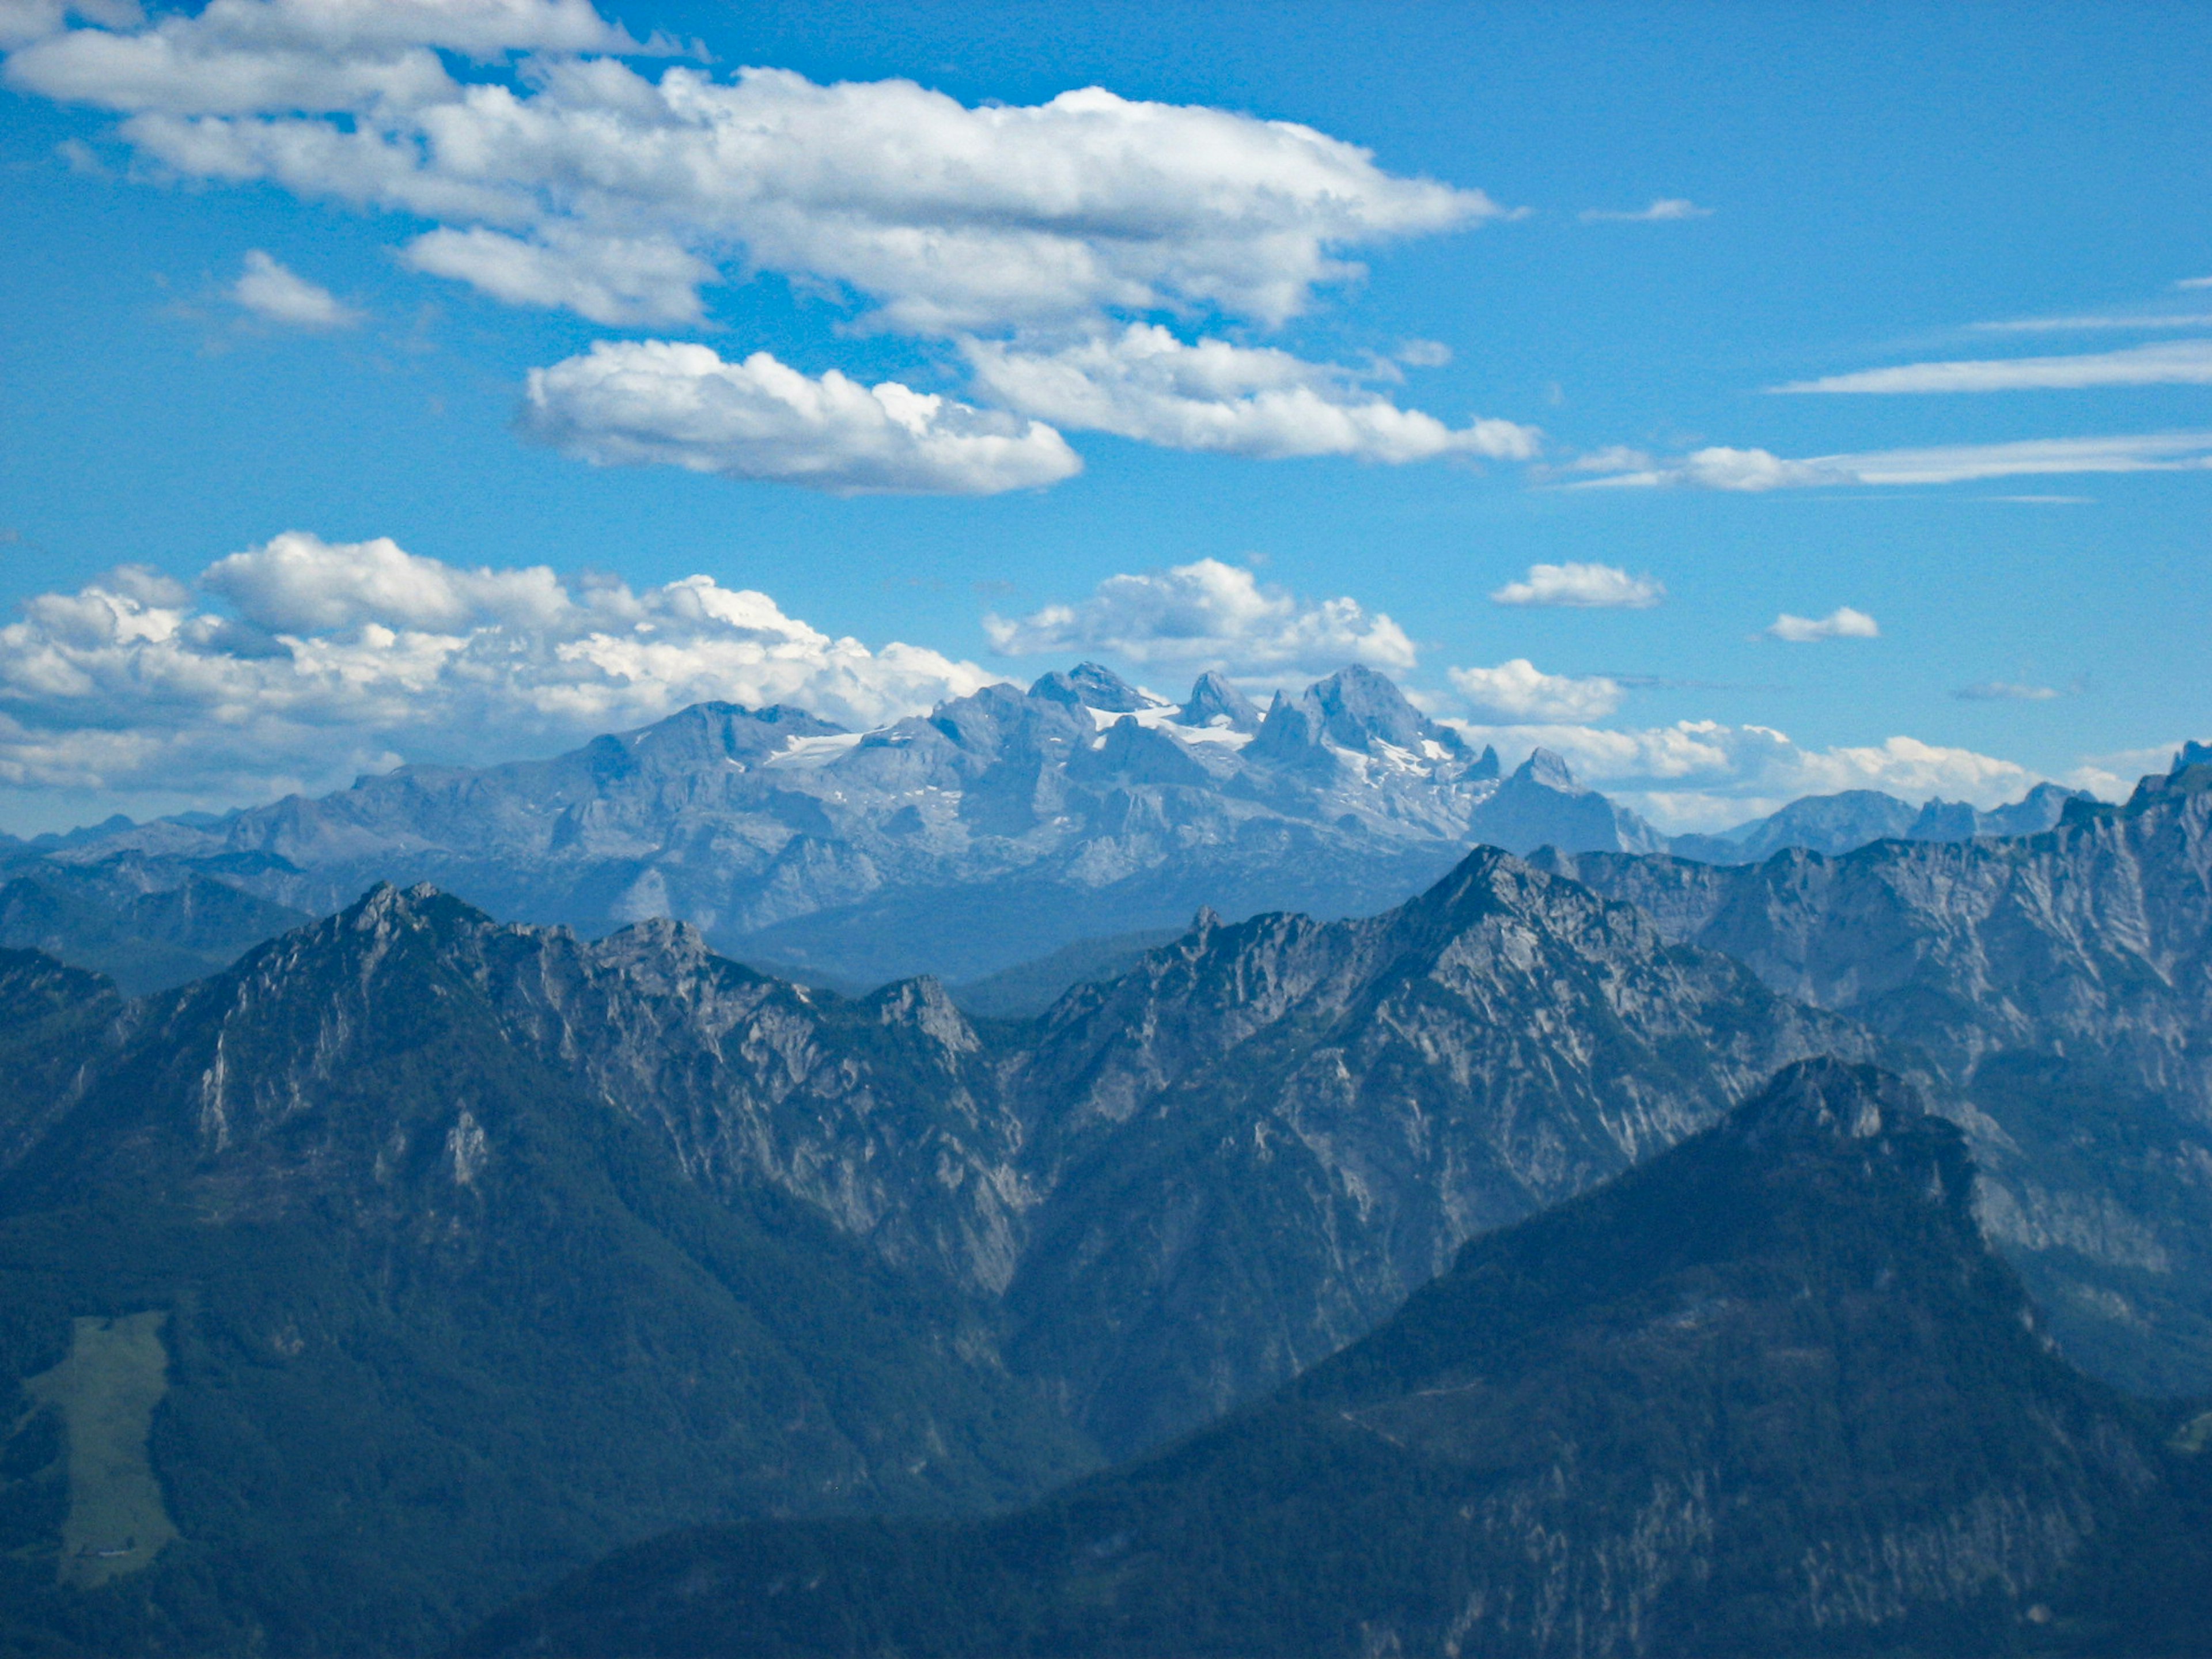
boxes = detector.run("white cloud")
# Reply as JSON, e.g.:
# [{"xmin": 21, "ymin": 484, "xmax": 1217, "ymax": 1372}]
[
  {"xmin": 1774, "ymin": 338, "xmax": 2212, "ymax": 393},
  {"xmin": 1574, "ymin": 446, "xmax": 1850, "ymax": 491},
  {"xmin": 230, "ymin": 247, "xmax": 359, "ymax": 327},
  {"xmin": 5, "ymin": 0, "xmax": 662, "ymax": 113},
  {"xmin": 1436, "ymin": 716, "xmax": 2043, "ymax": 831},
  {"xmin": 403, "ymin": 226, "xmax": 713, "ymax": 328},
  {"xmin": 0, "ymin": 0, "xmax": 137, "ymax": 52},
  {"xmin": 0, "ymin": 533, "xmax": 1001, "ymax": 815},
  {"xmin": 1576, "ymin": 430, "xmax": 2212, "ymax": 490},
  {"xmin": 2179, "ymin": 277, "xmax": 2212, "ymax": 290},
  {"xmin": 963, "ymin": 324, "xmax": 1540, "ymax": 464},
  {"xmin": 983, "ymin": 558, "xmax": 1416, "ymax": 675},
  {"xmin": 1448, "ymin": 658, "xmax": 1621, "ymax": 721},
  {"xmin": 1578, "ymin": 198, "xmax": 1711, "ymax": 224},
  {"xmin": 520, "ymin": 340, "xmax": 1082, "ymax": 495},
  {"xmin": 2064, "ymin": 743, "xmax": 2184, "ymax": 801},
  {"xmin": 1766, "ymin": 607, "xmax": 1878, "ymax": 642},
  {"xmin": 1955, "ymin": 680, "xmax": 2058, "ymax": 702},
  {"xmin": 1968, "ymin": 312, "xmax": 2212, "ymax": 334},
  {"xmin": 8, "ymin": 8, "xmax": 1502, "ymax": 335},
  {"xmin": 1488, "ymin": 560, "xmax": 1662, "ymax": 609}
]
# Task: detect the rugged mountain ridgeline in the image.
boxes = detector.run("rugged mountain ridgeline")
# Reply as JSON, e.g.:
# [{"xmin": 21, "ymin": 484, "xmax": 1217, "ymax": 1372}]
[
  {"xmin": 461, "ymin": 1062, "xmax": 2212, "ymax": 1659},
  {"xmin": 0, "ymin": 896, "xmax": 1096, "ymax": 1658},
  {"xmin": 1537, "ymin": 746, "xmax": 2212, "ymax": 1396},
  {"xmin": 3, "ymin": 662, "xmax": 2078, "ymax": 993},
  {"xmin": 0, "ymin": 852, "xmax": 1877, "ymax": 1653}
]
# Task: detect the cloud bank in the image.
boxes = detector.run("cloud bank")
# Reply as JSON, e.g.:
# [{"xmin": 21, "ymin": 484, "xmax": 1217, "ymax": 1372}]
[
  {"xmin": 6, "ymin": 7, "xmax": 1498, "ymax": 335},
  {"xmin": 0, "ymin": 531, "xmax": 999, "ymax": 815},
  {"xmin": 983, "ymin": 558, "xmax": 1416, "ymax": 675},
  {"xmin": 1441, "ymin": 718, "xmax": 2047, "ymax": 832}
]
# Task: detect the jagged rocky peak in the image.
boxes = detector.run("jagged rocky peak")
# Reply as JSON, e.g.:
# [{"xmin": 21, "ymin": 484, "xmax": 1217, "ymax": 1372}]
[
  {"xmin": 1176, "ymin": 669, "xmax": 1261, "ymax": 732},
  {"xmin": 1028, "ymin": 661, "xmax": 1153, "ymax": 713},
  {"xmin": 1309, "ymin": 662, "xmax": 1449, "ymax": 751},
  {"xmin": 1731, "ymin": 1055, "xmax": 1929, "ymax": 1151},
  {"xmin": 1515, "ymin": 745, "xmax": 1582, "ymax": 791},
  {"xmin": 2175, "ymin": 738, "xmax": 2212, "ymax": 774}
]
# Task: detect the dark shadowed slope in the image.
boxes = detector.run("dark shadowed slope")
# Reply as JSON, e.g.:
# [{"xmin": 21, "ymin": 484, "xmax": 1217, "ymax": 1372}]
[
  {"xmin": 1537, "ymin": 749, "xmax": 2212, "ymax": 1396},
  {"xmin": 0, "ymin": 888, "xmax": 1093, "ymax": 1658},
  {"xmin": 464, "ymin": 1060, "xmax": 2202, "ymax": 1659}
]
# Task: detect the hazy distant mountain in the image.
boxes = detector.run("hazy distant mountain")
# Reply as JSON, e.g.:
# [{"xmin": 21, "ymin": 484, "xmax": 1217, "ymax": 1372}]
[
  {"xmin": 1537, "ymin": 744, "xmax": 2212, "ymax": 1396},
  {"xmin": 2, "ymin": 666, "xmax": 1658, "ymax": 987},
  {"xmin": 0, "ymin": 665, "xmax": 2101, "ymax": 991},
  {"xmin": 463, "ymin": 1060, "xmax": 2207, "ymax": 1659},
  {"xmin": 1668, "ymin": 779, "xmax": 2088, "ymax": 863}
]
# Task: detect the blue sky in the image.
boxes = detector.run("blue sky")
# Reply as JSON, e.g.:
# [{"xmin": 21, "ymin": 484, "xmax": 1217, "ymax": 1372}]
[{"xmin": 1, "ymin": 0, "xmax": 2208, "ymax": 833}]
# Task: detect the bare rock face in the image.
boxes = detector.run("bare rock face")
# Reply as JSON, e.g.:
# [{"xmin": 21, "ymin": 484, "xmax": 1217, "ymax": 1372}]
[{"xmin": 1535, "ymin": 747, "xmax": 2212, "ymax": 1394}]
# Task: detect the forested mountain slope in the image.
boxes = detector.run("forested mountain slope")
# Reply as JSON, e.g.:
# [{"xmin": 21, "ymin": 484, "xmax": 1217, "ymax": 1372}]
[{"xmin": 465, "ymin": 1060, "xmax": 2209, "ymax": 1659}]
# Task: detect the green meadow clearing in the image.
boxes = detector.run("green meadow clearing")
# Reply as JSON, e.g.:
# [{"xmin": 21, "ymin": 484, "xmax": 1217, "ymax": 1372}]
[{"xmin": 21, "ymin": 1312, "xmax": 176, "ymax": 1589}]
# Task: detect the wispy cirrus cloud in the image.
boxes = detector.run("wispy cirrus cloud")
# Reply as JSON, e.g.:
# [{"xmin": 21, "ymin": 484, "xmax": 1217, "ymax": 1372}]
[
  {"xmin": 1774, "ymin": 338, "xmax": 2212, "ymax": 393},
  {"xmin": 1955, "ymin": 679, "xmax": 2059, "ymax": 702},
  {"xmin": 1579, "ymin": 198, "xmax": 1711, "ymax": 224},
  {"xmin": 1968, "ymin": 312, "xmax": 2212, "ymax": 334},
  {"xmin": 1577, "ymin": 430, "xmax": 2212, "ymax": 490}
]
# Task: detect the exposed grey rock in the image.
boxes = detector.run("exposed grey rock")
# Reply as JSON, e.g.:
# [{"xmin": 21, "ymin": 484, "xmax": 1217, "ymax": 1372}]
[
  {"xmin": 1533, "ymin": 745, "xmax": 2212, "ymax": 1393},
  {"xmin": 20, "ymin": 668, "xmax": 1664, "ymax": 987}
]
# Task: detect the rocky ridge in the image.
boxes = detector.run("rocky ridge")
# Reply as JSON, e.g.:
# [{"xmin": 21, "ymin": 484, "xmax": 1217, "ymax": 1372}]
[
  {"xmin": 1536, "ymin": 745, "xmax": 2212, "ymax": 1393},
  {"xmin": 7, "ymin": 662, "xmax": 2081, "ymax": 990}
]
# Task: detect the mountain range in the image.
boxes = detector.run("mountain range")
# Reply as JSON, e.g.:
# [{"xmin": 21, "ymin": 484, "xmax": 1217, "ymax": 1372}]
[
  {"xmin": 0, "ymin": 842, "xmax": 1891, "ymax": 1653},
  {"xmin": 0, "ymin": 676, "xmax": 2198, "ymax": 1656},
  {"xmin": 1, "ymin": 664, "xmax": 2082, "ymax": 994},
  {"xmin": 1536, "ymin": 744, "xmax": 2212, "ymax": 1397},
  {"xmin": 461, "ymin": 1060, "xmax": 2212, "ymax": 1659}
]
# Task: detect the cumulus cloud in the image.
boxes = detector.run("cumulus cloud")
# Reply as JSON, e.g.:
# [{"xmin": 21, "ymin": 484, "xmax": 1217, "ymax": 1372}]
[
  {"xmin": 520, "ymin": 340, "xmax": 1082, "ymax": 495},
  {"xmin": 1774, "ymin": 338, "xmax": 2212, "ymax": 393},
  {"xmin": 1575, "ymin": 430, "xmax": 2212, "ymax": 490},
  {"xmin": 1766, "ymin": 607, "xmax": 1878, "ymax": 642},
  {"xmin": 963, "ymin": 324, "xmax": 1540, "ymax": 464},
  {"xmin": 1437, "ymin": 716, "xmax": 2045, "ymax": 832},
  {"xmin": 1488, "ymin": 560, "xmax": 1662, "ymax": 609},
  {"xmin": 1578, "ymin": 198, "xmax": 1712, "ymax": 224},
  {"xmin": 230, "ymin": 247, "xmax": 359, "ymax": 327},
  {"xmin": 983, "ymin": 558, "xmax": 1416, "ymax": 675},
  {"xmin": 7, "ymin": 6, "xmax": 1502, "ymax": 334},
  {"xmin": 0, "ymin": 532, "xmax": 1001, "ymax": 814},
  {"xmin": 1448, "ymin": 659, "xmax": 1621, "ymax": 721}
]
